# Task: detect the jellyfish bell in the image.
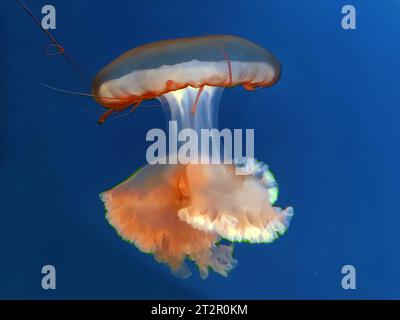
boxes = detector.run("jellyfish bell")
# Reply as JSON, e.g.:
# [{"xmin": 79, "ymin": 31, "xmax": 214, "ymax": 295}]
[
  {"xmin": 98, "ymin": 35, "xmax": 293, "ymax": 278},
  {"xmin": 92, "ymin": 35, "xmax": 281, "ymax": 123}
]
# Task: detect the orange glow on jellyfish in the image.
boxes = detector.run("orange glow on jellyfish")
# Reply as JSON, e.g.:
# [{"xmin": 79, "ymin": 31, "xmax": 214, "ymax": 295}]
[{"xmin": 94, "ymin": 35, "xmax": 294, "ymax": 279}]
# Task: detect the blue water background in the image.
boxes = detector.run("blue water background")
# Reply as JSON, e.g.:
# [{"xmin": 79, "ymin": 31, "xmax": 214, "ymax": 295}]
[{"xmin": 0, "ymin": 0, "xmax": 399, "ymax": 299}]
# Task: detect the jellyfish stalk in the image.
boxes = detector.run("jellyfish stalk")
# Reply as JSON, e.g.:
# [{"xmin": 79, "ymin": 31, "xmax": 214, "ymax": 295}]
[{"xmin": 160, "ymin": 86, "xmax": 222, "ymax": 137}]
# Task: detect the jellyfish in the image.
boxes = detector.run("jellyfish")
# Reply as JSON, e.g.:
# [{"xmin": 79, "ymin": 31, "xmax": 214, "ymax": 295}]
[
  {"xmin": 10, "ymin": 3, "xmax": 293, "ymax": 279},
  {"xmin": 94, "ymin": 35, "xmax": 294, "ymax": 278}
]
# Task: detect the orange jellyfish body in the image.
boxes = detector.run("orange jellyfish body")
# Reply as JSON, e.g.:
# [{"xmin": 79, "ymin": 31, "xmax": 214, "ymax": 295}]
[
  {"xmin": 96, "ymin": 35, "xmax": 293, "ymax": 278},
  {"xmin": 102, "ymin": 162, "xmax": 292, "ymax": 279}
]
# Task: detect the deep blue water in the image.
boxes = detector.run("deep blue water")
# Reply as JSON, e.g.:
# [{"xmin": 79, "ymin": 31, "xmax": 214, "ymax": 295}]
[{"xmin": 1, "ymin": 0, "xmax": 399, "ymax": 299}]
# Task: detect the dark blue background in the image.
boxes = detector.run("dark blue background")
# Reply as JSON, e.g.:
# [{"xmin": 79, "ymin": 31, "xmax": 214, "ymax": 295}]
[{"xmin": 1, "ymin": 0, "xmax": 399, "ymax": 299}]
